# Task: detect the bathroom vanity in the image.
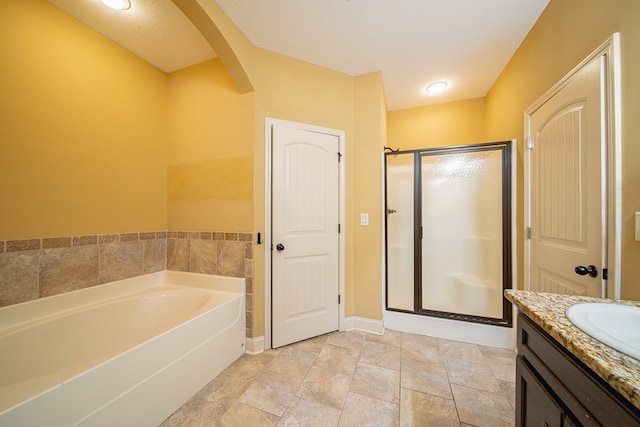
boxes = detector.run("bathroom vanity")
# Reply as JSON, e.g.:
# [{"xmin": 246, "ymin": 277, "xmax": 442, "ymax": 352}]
[{"xmin": 506, "ymin": 291, "xmax": 640, "ymax": 426}]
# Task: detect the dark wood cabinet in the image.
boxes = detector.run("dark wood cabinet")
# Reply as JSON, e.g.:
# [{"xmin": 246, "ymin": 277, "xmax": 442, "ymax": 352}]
[{"xmin": 516, "ymin": 313, "xmax": 640, "ymax": 427}]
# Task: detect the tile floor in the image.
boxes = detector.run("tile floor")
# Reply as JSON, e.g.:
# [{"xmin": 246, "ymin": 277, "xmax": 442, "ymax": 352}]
[{"xmin": 161, "ymin": 329, "xmax": 516, "ymax": 426}]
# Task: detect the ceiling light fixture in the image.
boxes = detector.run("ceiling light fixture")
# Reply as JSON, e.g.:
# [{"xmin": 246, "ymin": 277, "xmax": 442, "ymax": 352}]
[
  {"xmin": 101, "ymin": 0, "xmax": 131, "ymax": 10},
  {"xmin": 426, "ymin": 81, "xmax": 447, "ymax": 94}
]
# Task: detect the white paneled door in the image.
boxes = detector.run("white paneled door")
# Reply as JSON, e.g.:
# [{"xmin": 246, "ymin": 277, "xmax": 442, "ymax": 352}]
[
  {"xmin": 528, "ymin": 57, "xmax": 605, "ymax": 297},
  {"xmin": 271, "ymin": 123, "xmax": 340, "ymax": 348}
]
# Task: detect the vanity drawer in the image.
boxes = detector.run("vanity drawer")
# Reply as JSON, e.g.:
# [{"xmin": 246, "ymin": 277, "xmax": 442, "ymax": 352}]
[{"xmin": 517, "ymin": 313, "xmax": 640, "ymax": 426}]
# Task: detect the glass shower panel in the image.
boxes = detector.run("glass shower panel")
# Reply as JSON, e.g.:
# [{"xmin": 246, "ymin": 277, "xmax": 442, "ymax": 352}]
[
  {"xmin": 421, "ymin": 150, "xmax": 503, "ymax": 319},
  {"xmin": 385, "ymin": 152, "xmax": 414, "ymax": 311}
]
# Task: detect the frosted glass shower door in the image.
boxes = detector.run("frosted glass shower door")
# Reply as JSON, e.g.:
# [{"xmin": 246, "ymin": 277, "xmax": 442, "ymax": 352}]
[
  {"xmin": 385, "ymin": 152, "xmax": 414, "ymax": 311},
  {"xmin": 421, "ymin": 149, "xmax": 504, "ymax": 319}
]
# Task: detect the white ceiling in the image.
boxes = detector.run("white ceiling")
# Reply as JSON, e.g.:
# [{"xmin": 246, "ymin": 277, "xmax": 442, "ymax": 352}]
[
  {"xmin": 47, "ymin": 0, "xmax": 550, "ymax": 111},
  {"xmin": 47, "ymin": 0, "xmax": 216, "ymax": 73}
]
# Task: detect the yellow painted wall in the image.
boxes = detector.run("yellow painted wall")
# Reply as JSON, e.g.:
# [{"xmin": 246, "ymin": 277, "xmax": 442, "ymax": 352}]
[
  {"xmin": 0, "ymin": 0, "xmax": 167, "ymax": 240},
  {"xmin": 251, "ymin": 49, "xmax": 357, "ymax": 335},
  {"xmin": 484, "ymin": 0, "xmax": 640, "ymax": 300},
  {"xmin": 353, "ymin": 72, "xmax": 387, "ymax": 320},
  {"xmin": 387, "ymin": 98, "xmax": 486, "ymax": 151},
  {"xmin": 167, "ymin": 59, "xmax": 255, "ymax": 232}
]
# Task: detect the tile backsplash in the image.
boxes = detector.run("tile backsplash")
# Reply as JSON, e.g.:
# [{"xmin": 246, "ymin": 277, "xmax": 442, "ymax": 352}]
[{"xmin": 0, "ymin": 230, "xmax": 254, "ymax": 337}]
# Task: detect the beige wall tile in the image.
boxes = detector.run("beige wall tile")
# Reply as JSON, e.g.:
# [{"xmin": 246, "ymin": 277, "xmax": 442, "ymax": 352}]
[
  {"xmin": 99, "ymin": 234, "xmax": 120, "ymax": 244},
  {"xmin": 7, "ymin": 239, "xmax": 41, "ymax": 252},
  {"xmin": 39, "ymin": 246, "xmax": 99, "ymax": 297},
  {"xmin": 189, "ymin": 239, "xmax": 218, "ymax": 275},
  {"xmin": 217, "ymin": 241, "xmax": 245, "ymax": 277},
  {"xmin": 167, "ymin": 238, "xmax": 189, "ymax": 271},
  {"xmin": 99, "ymin": 241, "xmax": 143, "ymax": 283},
  {"xmin": 42, "ymin": 237, "xmax": 72, "ymax": 249},
  {"xmin": 73, "ymin": 235, "xmax": 98, "ymax": 246},
  {"xmin": 120, "ymin": 233, "xmax": 139, "ymax": 242},
  {"xmin": 143, "ymin": 238, "xmax": 167, "ymax": 274},
  {"xmin": 0, "ymin": 251, "xmax": 39, "ymax": 307}
]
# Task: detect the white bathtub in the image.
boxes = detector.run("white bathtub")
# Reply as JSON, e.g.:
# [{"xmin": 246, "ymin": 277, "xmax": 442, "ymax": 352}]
[{"xmin": 0, "ymin": 270, "xmax": 245, "ymax": 426}]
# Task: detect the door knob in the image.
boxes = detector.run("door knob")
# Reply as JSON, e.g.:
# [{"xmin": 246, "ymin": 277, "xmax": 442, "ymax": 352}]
[
  {"xmin": 575, "ymin": 265, "xmax": 598, "ymax": 278},
  {"xmin": 276, "ymin": 243, "xmax": 285, "ymax": 252}
]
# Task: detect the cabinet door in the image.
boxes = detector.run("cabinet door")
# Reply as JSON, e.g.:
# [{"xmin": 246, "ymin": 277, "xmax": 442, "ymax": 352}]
[{"xmin": 517, "ymin": 356, "xmax": 564, "ymax": 427}]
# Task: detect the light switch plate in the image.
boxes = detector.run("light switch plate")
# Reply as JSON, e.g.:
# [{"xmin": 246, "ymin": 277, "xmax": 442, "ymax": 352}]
[
  {"xmin": 636, "ymin": 212, "xmax": 640, "ymax": 241},
  {"xmin": 360, "ymin": 213, "xmax": 369, "ymax": 226}
]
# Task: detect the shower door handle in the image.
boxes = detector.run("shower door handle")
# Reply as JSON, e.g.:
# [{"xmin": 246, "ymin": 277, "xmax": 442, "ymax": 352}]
[
  {"xmin": 575, "ymin": 265, "xmax": 598, "ymax": 278},
  {"xmin": 276, "ymin": 243, "xmax": 285, "ymax": 252}
]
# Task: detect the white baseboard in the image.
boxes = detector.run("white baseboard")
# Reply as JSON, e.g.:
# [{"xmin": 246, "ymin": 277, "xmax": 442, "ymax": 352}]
[
  {"xmin": 343, "ymin": 316, "xmax": 384, "ymax": 335},
  {"xmin": 244, "ymin": 336, "xmax": 265, "ymax": 355},
  {"xmin": 246, "ymin": 317, "xmax": 384, "ymax": 354},
  {"xmin": 384, "ymin": 310, "xmax": 517, "ymax": 350}
]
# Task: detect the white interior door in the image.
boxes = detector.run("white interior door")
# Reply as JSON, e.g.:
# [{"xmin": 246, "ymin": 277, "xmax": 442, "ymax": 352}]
[
  {"xmin": 271, "ymin": 123, "xmax": 340, "ymax": 348},
  {"xmin": 528, "ymin": 57, "xmax": 605, "ymax": 297}
]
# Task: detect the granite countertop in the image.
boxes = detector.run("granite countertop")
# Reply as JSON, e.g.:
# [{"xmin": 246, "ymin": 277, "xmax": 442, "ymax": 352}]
[{"xmin": 505, "ymin": 290, "xmax": 640, "ymax": 410}]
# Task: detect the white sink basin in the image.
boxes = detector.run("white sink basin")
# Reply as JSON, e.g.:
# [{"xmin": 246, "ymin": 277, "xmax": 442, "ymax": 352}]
[{"xmin": 566, "ymin": 303, "xmax": 640, "ymax": 360}]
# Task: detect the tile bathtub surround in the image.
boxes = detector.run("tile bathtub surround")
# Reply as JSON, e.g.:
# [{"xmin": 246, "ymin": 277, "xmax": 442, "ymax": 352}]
[
  {"xmin": 505, "ymin": 290, "xmax": 640, "ymax": 410},
  {"xmin": 0, "ymin": 232, "xmax": 167, "ymax": 307},
  {"xmin": 161, "ymin": 330, "xmax": 517, "ymax": 426},
  {"xmin": 166, "ymin": 231, "xmax": 254, "ymax": 338},
  {"xmin": 0, "ymin": 230, "xmax": 254, "ymax": 334}
]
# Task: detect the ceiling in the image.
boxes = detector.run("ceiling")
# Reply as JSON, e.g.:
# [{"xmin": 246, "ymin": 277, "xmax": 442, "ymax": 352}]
[
  {"xmin": 47, "ymin": 0, "xmax": 216, "ymax": 73},
  {"xmin": 47, "ymin": 0, "xmax": 550, "ymax": 111}
]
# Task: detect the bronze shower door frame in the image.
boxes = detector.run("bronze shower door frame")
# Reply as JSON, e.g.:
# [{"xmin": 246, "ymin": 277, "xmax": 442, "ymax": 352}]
[{"xmin": 384, "ymin": 141, "xmax": 513, "ymax": 327}]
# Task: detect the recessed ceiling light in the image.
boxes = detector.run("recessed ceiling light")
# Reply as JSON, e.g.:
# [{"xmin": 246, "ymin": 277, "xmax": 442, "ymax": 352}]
[
  {"xmin": 101, "ymin": 0, "xmax": 131, "ymax": 10},
  {"xmin": 426, "ymin": 81, "xmax": 447, "ymax": 94}
]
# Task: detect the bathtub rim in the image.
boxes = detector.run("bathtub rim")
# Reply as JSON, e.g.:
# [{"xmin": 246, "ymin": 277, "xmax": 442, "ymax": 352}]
[{"xmin": 0, "ymin": 270, "xmax": 245, "ymax": 333}]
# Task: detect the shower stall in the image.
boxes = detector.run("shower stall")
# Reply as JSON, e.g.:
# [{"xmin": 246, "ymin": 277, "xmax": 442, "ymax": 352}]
[{"xmin": 385, "ymin": 141, "xmax": 513, "ymax": 329}]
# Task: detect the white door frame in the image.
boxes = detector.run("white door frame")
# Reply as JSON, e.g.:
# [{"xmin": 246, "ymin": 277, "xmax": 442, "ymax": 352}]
[
  {"xmin": 264, "ymin": 118, "xmax": 346, "ymax": 349},
  {"xmin": 524, "ymin": 33, "xmax": 622, "ymax": 299}
]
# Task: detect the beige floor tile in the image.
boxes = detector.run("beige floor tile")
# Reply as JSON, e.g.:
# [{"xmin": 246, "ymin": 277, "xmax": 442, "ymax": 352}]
[
  {"xmin": 315, "ymin": 343, "xmax": 361, "ymax": 375},
  {"xmin": 452, "ymin": 383, "xmax": 515, "ymax": 427},
  {"xmin": 239, "ymin": 368, "xmax": 305, "ymax": 416},
  {"xmin": 401, "ymin": 333, "xmax": 443, "ymax": 363},
  {"xmin": 499, "ymin": 380, "xmax": 517, "ymax": 410},
  {"xmin": 477, "ymin": 344, "xmax": 516, "ymax": 359},
  {"xmin": 220, "ymin": 352, "xmax": 276, "ymax": 382},
  {"xmin": 166, "ymin": 331, "xmax": 518, "ymax": 426},
  {"xmin": 484, "ymin": 353, "xmax": 517, "ymax": 382},
  {"xmin": 339, "ymin": 392, "xmax": 399, "ymax": 427},
  {"xmin": 327, "ymin": 330, "xmax": 367, "ymax": 351},
  {"xmin": 367, "ymin": 329, "xmax": 402, "ymax": 348},
  {"xmin": 288, "ymin": 333, "xmax": 330, "ymax": 353},
  {"xmin": 445, "ymin": 358, "xmax": 502, "ymax": 393},
  {"xmin": 401, "ymin": 353, "xmax": 452, "ymax": 399},
  {"xmin": 350, "ymin": 362, "xmax": 400, "ymax": 404},
  {"xmin": 279, "ymin": 396, "xmax": 342, "ymax": 426},
  {"xmin": 360, "ymin": 341, "xmax": 401, "ymax": 371},
  {"xmin": 218, "ymin": 401, "xmax": 280, "ymax": 427},
  {"xmin": 266, "ymin": 346, "xmax": 318, "ymax": 377},
  {"xmin": 297, "ymin": 365, "xmax": 353, "ymax": 409},
  {"xmin": 161, "ymin": 367, "xmax": 253, "ymax": 426},
  {"xmin": 160, "ymin": 403, "xmax": 219, "ymax": 427},
  {"xmin": 399, "ymin": 388, "xmax": 460, "ymax": 427},
  {"xmin": 439, "ymin": 339, "xmax": 487, "ymax": 364}
]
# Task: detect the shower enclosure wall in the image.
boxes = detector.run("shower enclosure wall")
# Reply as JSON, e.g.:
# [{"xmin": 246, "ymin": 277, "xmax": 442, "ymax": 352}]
[{"xmin": 385, "ymin": 141, "xmax": 513, "ymax": 328}]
